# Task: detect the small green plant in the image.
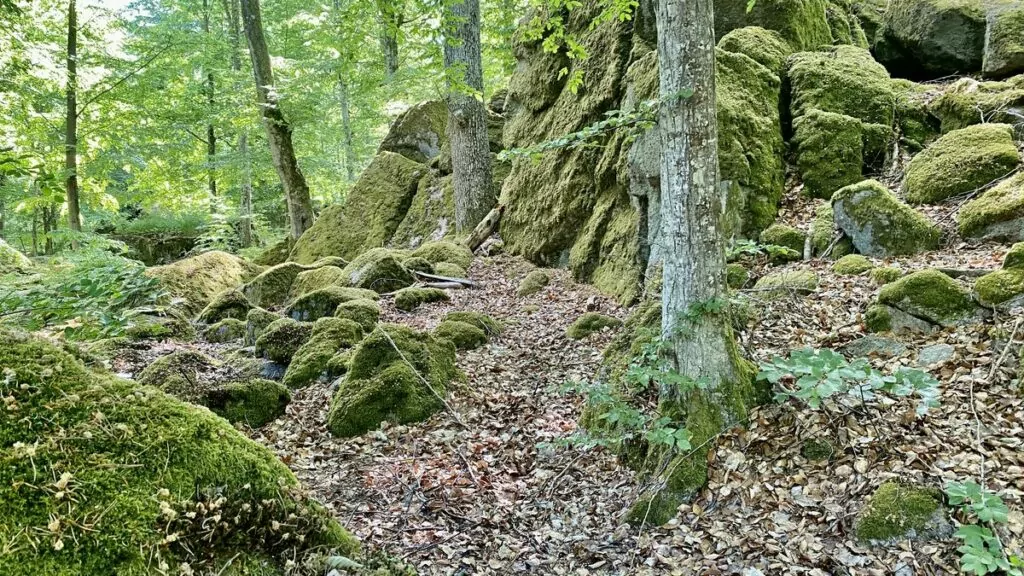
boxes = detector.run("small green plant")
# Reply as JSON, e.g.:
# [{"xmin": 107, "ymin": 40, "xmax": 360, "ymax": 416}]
[
  {"xmin": 726, "ymin": 238, "xmax": 799, "ymax": 263},
  {"xmin": 945, "ymin": 481, "xmax": 1023, "ymax": 575}
]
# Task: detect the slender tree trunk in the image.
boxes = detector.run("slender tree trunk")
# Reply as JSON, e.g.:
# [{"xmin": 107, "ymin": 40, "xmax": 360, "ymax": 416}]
[
  {"xmin": 239, "ymin": 0, "xmax": 315, "ymax": 239},
  {"xmin": 31, "ymin": 210, "xmax": 38, "ymax": 256},
  {"xmin": 65, "ymin": 0, "xmax": 81, "ymax": 237},
  {"xmin": 338, "ymin": 77, "xmax": 356, "ymax": 182},
  {"xmin": 375, "ymin": 0, "xmax": 401, "ymax": 80},
  {"xmin": 443, "ymin": 0, "xmax": 494, "ymax": 233},
  {"xmin": 43, "ymin": 206, "xmax": 54, "ymax": 255},
  {"xmin": 203, "ymin": 0, "xmax": 217, "ymax": 202},
  {"xmin": 223, "ymin": 0, "xmax": 253, "ymax": 246}
]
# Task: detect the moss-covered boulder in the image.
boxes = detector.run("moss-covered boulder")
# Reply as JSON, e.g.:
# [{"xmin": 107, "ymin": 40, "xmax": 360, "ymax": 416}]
[
  {"xmin": 874, "ymin": 0, "xmax": 985, "ymax": 78},
  {"xmin": 870, "ymin": 266, "xmax": 903, "ymax": 285},
  {"xmin": 957, "ymin": 171, "xmax": 1024, "ymax": 242},
  {"xmin": 714, "ymin": 0, "xmax": 832, "ymax": 50},
  {"xmin": 752, "ymin": 270, "xmax": 819, "ymax": 296},
  {"xmin": 759, "ymin": 223, "xmax": 807, "ymax": 252},
  {"xmin": 1004, "ymin": 242, "xmax": 1024, "ymax": 269},
  {"xmin": 567, "ymin": 312, "xmax": 624, "ymax": 339},
  {"xmin": 245, "ymin": 307, "xmax": 282, "ymax": 347},
  {"xmin": 434, "ymin": 262, "xmax": 468, "ymax": 278},
  {"xmin": 434, "ymin": 320, "xmax": 488, "ymax": 350},
  {"xmin": 252, "ymin": 236, "xmax": 292, "ymax": 266},
  {"xmin": 377, "ymin": 100, "xmax": 448, "ymax": 163},
  {"xmin": 726, "ymin": 263, "xmax": 750, "ymax": 288},
  {"xmin": 402, "ymin": 256, "xmax": 435, "ymax": 274},
  {"xmin": 832, "ymin": 180, "xmax": 941, "ymax": 257},
  {"xmin": 147, "ymin": 250, "xmax": 263, "ymax": 317},
  {"xmin": 391, "ymin": 172, "xmax": 456, "ymax": 249},
  {"xmin": 975, "ymin": 244, "xmax": 1024, "ymax": 308},
  {"xmin": 832, "ymin": 254, "xmax": 875, "ymax": 275},
  {"xmin": 855, "ymin": 482, "xmax": 949, "ymax": 543},
  {"xmin": 878, "ymin": 269, "xmax": 984, "ymax": 326},
  {"xmin": 288, "ymin": 265, "xmax": 345, "ymax": 299},
  {"xmin": 203, "ymin": 318, "xmax": 246, "ymax": 343},
  {"xmin": 242, "ymin": 262, "xmax": 306, "ymax": 309},
  {"xmin": 204, "ymin": 378, "xmax": 292, "ymax": 428},
  {"xmin": 717, "ymin": 26, "xmax": 794, "ymax": 75},
  {"xmin": 286, "ymin": 286, "xmax": 376, "ymax": 322},
  {"xmin": 410, "ymin": 240, "xmax": 474, "ymax": 270},
  {"xmin": 196, "ymin": 289, "xmax": 252, "ymax": 324},
  {"xmin": 326, "ymin": 324, "xmax": 463, "ymax": 437},
  {"xmin": 124, "ymin": 310, "xmax": 196, "ymax": 342},
  {"xmin": 0, "ymin": 237, "xmax": 32, "ymax": 273},
  {"xmin": 255, "ymin": 318, "xmax": 314, "ymax": 364},
  {"xmin": 983, "ymin": 4, "xmax": 1024, "ymax": 78},
  {"xmin": 904, "ymin": 124, "xmax": 1021, "ymax": 204},
  {"xmin": 930, "ymin": 75, "xmax": 1024, "ymax": 132},
  {"xmin": 789, "ymin": 45, "xmax": 896, "ymax": 127},
  {"xmin": 326, "ymin": 349, "xmax": 353, "ymax": 378},
  {"xmin": 282, "ymin": 318, "xmax": 364, "ymax": 389},
  {"xmin": 517, "ymin": 269, "xmax": 551, "ymax": 296},
  {"xmin": 893, "ymin": 78, "xmax": 941, "ymax": 149},
  {"xmin": 335, "ymin": 298, "xmax": 381, "ymax": 332},
  {"xmin": 393, "ymin": 287, "xmax": 450, "ymax": 312},
  {"xmin": 443, "ymin": 311, "xmax": 502, "ymax": 336},
  {"xmin": 339, "ymin": 248, "xmax": 416, "ymax": 293},
  {"xmin": 793, "ymin": 110, "xmax": 868, "ymax": 199},
  {"xmin": 0, "ymin": 331, "xmax": 352, "ymax": 575}
]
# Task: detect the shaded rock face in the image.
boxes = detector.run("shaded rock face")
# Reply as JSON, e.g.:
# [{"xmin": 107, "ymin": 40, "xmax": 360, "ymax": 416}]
[
  {"xmin": 377, "ymin": 100, "xmax": 448, "ymax": 164},
  {"xmin": 111, "ymin": 234, "xmax": 197, "ymax": 266},
  {"xmin": 0, "ymin": 237, "xmax": 32, "ymax": 273}
]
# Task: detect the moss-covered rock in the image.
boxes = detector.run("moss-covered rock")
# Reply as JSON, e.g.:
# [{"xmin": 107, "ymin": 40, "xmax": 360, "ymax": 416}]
[
  {"xmin": 252, "ymin": 236, "xmax": 292, "ymax": 266},
  {"xmin": 197, "ymin": 289, "xmax": 252, "ymax": 324},
  {"xmin": 717, "ymin": 26, "xmax": 794, "ymax": 75},
  {"xmin": 832, "ymin": 180, "xmax": 941, "ymax": 257},
  {"xmin": 410, "ymin": 240, "xmax": 474, "ymax": 270},
  {"xmin": 334, "ymin": 298, "xmax": 381, "ymax": 332},
  {"xmin": 567, "ymin": 312, "xmax": 624, "ymax": 339},
  {"xmin": 788, "ymin": 45, "xmax": 896, "ymax": 127},
  {"xmin": 875, "ymin": 0, "xmax": 986, "ymax": 78},
  {"xmin": 339, "ymin": 248, "xmax": 416, "ymax": 293},
  {"xmin": 1004, "ymin": 242, "xmax": 1024, "ymax": 270},
  {"xmin": 0, "ymin": 331, "xmax": 352, "ymax": 575},
  {"xmin": 242, "ymin": 262, "xmax": 306, "ymax": 309},
  {"xmin": 255, "ymin": 318, "xmax": 314, "ymax": 364},
  {"xmin": 726, "ymin": 263, "xmax": 750, "ymax": 288},
  {"xmin": 124, "ymin": 310, "xmax": 196, "ymax": 342},
  {"xmin": 245, "ymin": 307, "xmax": 282, "ymax": 347},
  {"xmin": 878, "ymin": 269, "xmax": 983, "ymax": 325},
  {"xmin": 203, "ymin": 318, "xmax": 246, "ymax": 343},
  {"xmin": 377, "ymin": 100, "xmax": 448, "ymax": 163},
  {"xmin": 930, "ymin": 75, "xmax": 1024, "ymax": 133},
  {"xmin": 0, "ymin": 237, "xmax": 32, "ymax": 273},
  {"xmin": 517, "ymin": 269, "xmax": 551, "ymax": 296},
  {"xmin": 393, "ymin": 287, "xmax": 450, "ymax": 312},
  {"xmin": 286, "ymin": 286, "xmax": 376, "ymax": 322},
  {"xmin": 832, "ymin": 254, "xmax": 875, "ymax": 275},
  {"xmin": 290, "ymin": 152, "xmax": 428, "ymax": 264},
  {"xmin": 443, "ymin": 310, "xmax": 502, "ymax": 336},
  {"xmin": 904, "ymin": 124, "xmax": 1021, "ymax": 204},
  {"xmin": 975, "ymin": 268, "xmax": 1024, "ymax": 308},
  {"xmin": 282, "ymin": 318, "xmax": 364, "ymax": 389},
  {"xmin": 957, "ymin": 171, "xmax": 1024, "ymax": 242},
  {"xmin": 434, "ymin": 320, "xmax": 488, "ymax": 350},
  {"xmin": 714, "ymin": 0, "xmax": 833, "ymax": 50},
  {"xmin": 759, "ymin": 223, "xmax": 807, "ymax": 252},
  {"xmin": 793, "ymin": 110, "xmax": 867, "ymax": 199},
  {"xmin": 204, "ymin": 378, "xmax": 292, "ymax": 428},
  {"xmin": 326, "ymin": 349, "xmax": 353, "ymax": 378},
  {"xmin": 752, "ymin": 270, "xmax": 819, "ymax": 296},
  {"xmin": 433, "ymin": 262, "xmax": 468, "ymax": 278},
  {"xmin": 869, "ymin": 266, "xmax": 903, "ymax": 285},
  {"xmin": 855, "ymin": 482, "xmax": 948, "ymax": 542},
  {"xmin": 401, "ymin": 256, "xmax": 435, "ymax": 274},
  {"xmin": 809, "ymin": 203, "xmax": 837, "ymax": 256},
  {"xmin": 147, "ymin": 251, "xmax": 263, "ymax": 317},
  {"xmin": 983, "ymin": 4, "xmax": 1024, "ymax": 79},
  {"xmin": 391, "ymin": 172, "xmax": 457, "ymax": 249},
  {"xmin": 326, "ymin": 324, "xmax": 463, "ymax": 437},
  {"xmin": 893, "ymin": 78, "xmax": 941, "ymax": 149},
  {"xmin": 288, "ymin": 265, "xmax": 345, "ymax": 300}
]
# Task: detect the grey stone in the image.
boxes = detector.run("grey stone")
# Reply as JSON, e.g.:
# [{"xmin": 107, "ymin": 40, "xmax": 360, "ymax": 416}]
[{"xmin": 916, "ymin": 343, "xmax": 955, "ymax": 366}]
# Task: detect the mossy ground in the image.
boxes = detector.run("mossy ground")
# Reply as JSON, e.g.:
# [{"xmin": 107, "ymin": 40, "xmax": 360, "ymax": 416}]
[
  {"xmin": 566, "ymin": 312, "xmax": 623, "ymax": 339},
  {"xmin": 855, "ymin": 482, "xmax": 944, "ymax": 542},
  {"xmin": 443, "ymin": 311, "xmax": 502, "ymax": 336}
]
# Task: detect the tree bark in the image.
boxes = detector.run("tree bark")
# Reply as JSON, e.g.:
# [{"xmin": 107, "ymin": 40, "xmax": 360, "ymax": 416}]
[
  {"xmin": 443, "ymin": 0, "xmax": 494, "ymax": 234},
  {"xmin": 375, "ymin": 0, "xmax": 402, "ymax": 80},
  {"xmin": 338, "ymin": 77, "xmax": 357, "ymax": 181},
  {"xmin": 224, "ymin": 0, "xmax": 253, "ymax": 247},
  {"xmin": 240, "ymin": 0, "xmax": 315, "ymax": 240},
  {"xmin": 65, "ymin": 0, "xmax": 81, "ymax": 237},
  {"xmin": 203, "ymin": 0, "xmax": 217, "ymax": 201}
]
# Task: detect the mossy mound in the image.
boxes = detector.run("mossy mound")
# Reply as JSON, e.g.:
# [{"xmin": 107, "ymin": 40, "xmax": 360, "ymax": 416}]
[
  {"xmin": 242, "ymin": 262, "xmax": 306, "ymax": 309},
  {"xmin": 0, "ymin": 331, "xmax": 352, "ymax": 575},
  {"xmin": 717, "ymin": 26, "xmax": 794, "ymax": 75},
  {"xmin": 282, "ymin": 318, "xmax": 364, "ymax": 389},
  {"xmin": 124, "ymin": 310, "xmax": 196, "ymax": 342},
  {"xmin": 832, "ymin": 254, "xmax": 875, "ymax": 275},
  {"xmin": 326, "ymin": 324, "xmax": 463, "ymax": 437},
  {"xmin": 255, "ymin": 318, "xmax": 314, "ymax": 364},
  {"xmin": 793, "ymin": 109, "xmax": 866, "ymax": 199},
  {"xmin": 197, "ymin": 289, "xmax": 253, "ymax": 324},
  {"xmin": 146, "ymin": 250, "xmax": 263, "ymax": 317},
  {"xmin": 393, "ymin": 287, "xmax": 450, "ymax": 312},
  {"xmin": 203, "ymin": 318, "xmax": 247, "ymax": 343},
  {"xmin": 288, "ymin": 265, "xmax": 345, "ymax": 300},
  {"xmin": 930, "ymin": 75, "xmax": 1024, "ymax": 133},
  {"xmin": 855, "ymin": 482, "xmax": 947, "ymax": 542},
  {"xmin": 517, "ymin": 269, "xmax": 551, "ymax": 296},
  {"xmin": 904, "ymin": 124, "xmax": 1021, "ymax": 204},
  {"xmin": 726, "ymin": 263, "xmax": 750, "ymax": 288},
  {"xmin": 402, "ymin": 256, "xmax": 435, "ymax": 274},
  {"xmin": 874, "ymin": 0, "xmax": 985, "ymax": 79},
  {"xmin": 753, "ymin": 270, "xmax": 819, "ymax": 296},
  {"xmin": 443, "ymin": 311, "xmax": 502, "ymax": 336},
  {"xmin": 410, "ymin": 240, "xmax": 474, "ymax": 270},
  {"xmin": 290, "ymin": 152, "xmax": 427, "ymax": 264},
  {"xmin": 567, "ymin": 312, "xmax": 624, "ymax": 339},
  {"xmin": 870, "ymin": 266, "xmax": 903, "ymax": 285},
  {"xmin": 788, "ymin": 45, "xmax": 895, "ymax": 127},
  {"xmin": 434, "ymin": 320, "xmax": 488, "ymax": 350},
  {"xmin": 433, "ymin": 262, "xmax": 467, "ymax": 278},
  {"xmin": 252, "ymin": 236, "xmax": 292, "ymax": 266},
  {"xmin": 326, "ymin": 349, "xmax": 354, "ymax": 378},
  {"xmin": 204, "ymin": 378, "xmax": 292, "ymax": 428},
  {"xmin": 957, "ymin": 171, "xmax": 1024, "ymax": 242},
  {"xmin": 335, "ymin": 298, "xmax": 381, "ymax": 332},
  {"xmin": 391, "ymin": 172, "xmax": 457, "ymax": 249},
  {"xmin": 339, "ymin": 248, "xmax": 417, "ymax": 293},
  {"xmin": 801, "ymin": 438, "xmax": 835, "ymax": 460},
  {"xmin": 0, "ymin": 237, "xmax": 32, "ymax": 273},
  {"xmin": 245, "ymin": 307, "xmax": 283, "ymax": 347},
  {"xmin": 975, "ymin": 268, "xmax": 1024, "ymax": 308},
  {"xmin": 1004, "ymin": 242, "xmax": 1024, "ymax": 270},
  {"xmin": 878, "ymin": 269, "xmax": 982, "ymax": 326},
  {"xmin": 286, "ymin": 286, "xmax": 376, "ymax": 322},
  {"xmin": 714, "ymin": 0, "xmax": 832, "ymax": 50},
  {"xmin": 832, "ymin": 180, "xmax": 941, "ymax": 257},
  {"xmin": 759, "ymin": 223, "xmax": 807, "ymax": 252}
]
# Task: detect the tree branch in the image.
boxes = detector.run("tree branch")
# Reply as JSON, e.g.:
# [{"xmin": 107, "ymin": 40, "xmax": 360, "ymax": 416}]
[{"xmin": 77, "ymin": 42, "xmax": 177, "ymax": 118}]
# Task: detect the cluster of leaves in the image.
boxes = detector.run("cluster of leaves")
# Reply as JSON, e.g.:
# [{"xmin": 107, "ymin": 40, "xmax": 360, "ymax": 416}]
[
  {"xmin": 727, "ymin": 238, "xmax": 800, "ymax": 263},
  {"xmin": 758, "ymin": 348, "xmax": 941, "ymax": 415},
  {"xmin": 945, "ymin": 481, "xmax": 1023, "ymax": 575}
]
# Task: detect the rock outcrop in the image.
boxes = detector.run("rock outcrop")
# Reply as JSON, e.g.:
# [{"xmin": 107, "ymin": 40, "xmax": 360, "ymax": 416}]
[{"xmin": 146, "ymin": 250, "xmax": 263, "ymax": 317}]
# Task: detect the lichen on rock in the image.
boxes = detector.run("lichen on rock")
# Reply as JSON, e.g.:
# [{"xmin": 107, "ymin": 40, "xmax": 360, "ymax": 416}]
[
  {"xmin": 832, "ymin": 179, "xmax": 941, "ymax": 257},
  {"xmin": 255, "ymin": 318, "xmax": 314, "ymax": 364},
  {"xmin": 983, "ymin": 4, "xmax": 1024, "ymax": 78},
  {"xmin": 904, "ymin": 123, "xmax": 1020, "ymax": 204},
  {"xmin": 376, "ymin": 100, "xmax": 448, "ymax": 163},
  {"xmin": 282, "ymin": 317, "xmax": 364, "ymax": 389},
  {"xmin": 957, "ymin": 171, "xmax": 1024, "ymax": 242},
  {"xmin": 393, "ymin": 287, "xmax": 450, "ymax": 312}
]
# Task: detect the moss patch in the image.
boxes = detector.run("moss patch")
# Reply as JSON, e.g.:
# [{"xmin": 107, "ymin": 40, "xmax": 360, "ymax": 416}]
[
  {"xmin": 393, "ymin": 287, "xmax": 450, "ymax": 312},
  {"xmin": 410, "ymin": 240, "xmax": 474, "ymax": 270},
  {"xmin": 832, "ymin": 254, "xmax": 875, "ymax": 275},
  {"xmin": 197, "ymin": 289, "xmax": 252, "ymax": 324},
  {"xmin": 566, "ymin": 312, "xmax": 624, "ymax": 339},
  {"xmin": 433, "ymin": 262, "xmax": 467, "ymax": 278},
  {"xmin": 878, "ymin": 269, "xmax": 980, "ymax": 325},
  {"xmin": 957, "ymin": 171, "xmax": 1024, "ymax": 242},
  {"xmin": 753, "ymin": 270, "xmax": 819, "ymax": 296},
  {"xmin": 801, "ymin": 438, "xmax": 835, "ymax": 460},
  {"xmin": 870, "ymin": 266, "xmax": 903, "ymax": 285},
  {"xmin": 832, "ymin": 179, "xmax": 941, "ymax": 257},
  {"xmin": 245, "ymin": 307, "xmax": 282, "ymax": 347},
  {"xmin": 434, "ymin": 320, "xmax": 488, "ymax": 350},
  {"xmin": 517, "ymin": 269, "xmax": 551, "ymax": 296},
  {"xmin": 286, "ymin": 286, "xmax": 375, "ymax": 322},
  {"xmin": 855, "ymin": 482, "xmax": 945, "ymax": 542},
  {"xmin": 242, "ymin": 262, "xmax": 306, "ymax": 309},
  {"xmin": 335, "ymin": 298, "xmax": 381, "ymax": 333},
  {"xmin": 930, "ymin": 76, "xmax": 1024, "ymax": 132},
  {"xmin": 726, "ymin": 263, "xmax": 750, "ymax": 288},
  {"xmin": 203, "ymin": 318, "xmax": 246, "ymax": 343},
  {"xmin": 793, "ymin": 109, "xmax": 866, "ymax": 199},
  {"xmin": 714, "ymin": 0, "xmax": 832, "ymax": 50},
  {"xmin": 717, "ymin": 26, "xmax": 794, "ymax": 75},
  {"xmin": 759, "ymin": 224, "xmax": 807, "ymax": 252},
  {"xmin": 282, "ymin": 318, "xmax": 364, "ymax": 389},
  {"xmin": 255, "ymin": 318, "xmax": 314, "ymax": 364},
  {"xmin": 402, "ymin": 256, "xmax": 435, "ymax": 274},
  {"xmin": 788, "ymin": 45, "xmax": 895, "ymax": 127},
  {"xmin": 975, "ymin": 268, "xmax": 1024, "ymax": 307},
  {"xmin": 205, "ymin": 379, "xmax": 291, "ymax": 428},
  {"xmin": 339, "ymin": 248, "xmax": 416, "ymax": 293},
  {"xmin": 904, "ymin": 123, "xmax": 1020, "ymax": 204},
  {"xmin": 444, "ymin": 311, "xmax": 502, "ymax": 336},
  {"xmin": 146, "ymin": 251, "xmax": 263, "ymax": 317},
  {"xmin": 288, "ymin": 266, "xmax": 345, "ymax": 300},
  {"xmin": 1004, "ymin": 242, "xmax": 1024, "ymax": 270}
]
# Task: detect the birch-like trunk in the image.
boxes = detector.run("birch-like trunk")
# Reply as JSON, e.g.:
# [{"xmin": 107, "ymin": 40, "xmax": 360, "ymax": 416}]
[
  {"xmin": 443, "ymin": 0, "xmax": 494, "ymax": 233},
  {"xmin": 224, "ymin": 0, "xmax": 253, "ymax": 246}
]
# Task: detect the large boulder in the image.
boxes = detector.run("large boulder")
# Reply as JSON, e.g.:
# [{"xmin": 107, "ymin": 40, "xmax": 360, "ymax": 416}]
[
  {"xmin": 875, "ymin": 0, "xmax": 986, "ymax": 78},
  {"xmin": 975, "ymin": 243, "xmax": 1024, "ymax": 309},
  {"xmin": 904, "ymin": 123, "xmax": 1021, "ymax": 204},
  {"xmin": 875, "ymin": 269, "xmax": 986, "ymax": 327},
  {"xmin": 957, "ymin": 171, "xmax": 1024, "ymax": 241},
  {"xmin": 0, "ymin": 237, "xmax": 32, "ymax": 273},
  {"xmin": 930, "ymin": 75, "xmax": 1024, "ymax": 133},
  {"xmin": 146, "ymin": 250, "xmax": 263, "ymax": 317},
  {"xmin": 714, "ymin": 0, "xmax": 833, "ymax": 50},
  {"xmin": 255, "ymin": 318, "xmax": 314, "ymax": 364},
  {"xmin": 983, "ymin": 4, "xmax": 1024, "ymax": 78},
  {"xmin": 377, "ymin": 100, "xmax": 448, "ymax": 163},
  {"xmin": 326, "ymin": 324, "xmax": 463, "ymax": 437},
  {"xmin": 338, "ymin": 248, "xmax": 417, "ymax": 293},
  {"xmin": 242, "ymin": 262, "xmax": 307, "ymax": 309},
  {"xmin": 716, "ymin": 26, "xmax": 794, "ymax": 75},
  {"xmin": 196, "ymin": 288, "xmax": 253, "ymax": 323},
  {"xmin": 282, "ymin": 317, "xmax": 364, "ymax": 389},
  {"xmin": 0, "ymin": 330, "xmax": 355, "ymax": 574},
  {"xmin": 290, "ymin": 152, "xmax": 428, "ymax": 263},
  {"xmin": 391, "ymin": 172, "xmax": 456, "ymax": 249},
  {"xmin": 285, "ymin": 286, "xmax": 379, "ymax": 322},
  {"xmin": 832, "ymin": 180, "xmax": 941, "ymax": 256},
  {"xmin": 793, "ymin": 109, "xmax": 867, "ymax": 198}
]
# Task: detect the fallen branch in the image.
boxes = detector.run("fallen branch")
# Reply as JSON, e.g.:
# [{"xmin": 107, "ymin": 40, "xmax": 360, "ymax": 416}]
[
  {"xmin": 464, "ymin": 204, "xmax": 504, "ymax": 252},
  {"xmin": 413, "ymin": 270, "xmax": 476, "ymax": 287},
  {"xmin": 422, "ymin": 281, "xmax": 466, "ymax": 290}
]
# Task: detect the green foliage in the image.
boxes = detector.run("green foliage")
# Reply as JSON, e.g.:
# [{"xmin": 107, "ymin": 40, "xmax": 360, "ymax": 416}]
[{"xmin": 945, "ymin": 481, "xmax": 1023, "ymax": 576}]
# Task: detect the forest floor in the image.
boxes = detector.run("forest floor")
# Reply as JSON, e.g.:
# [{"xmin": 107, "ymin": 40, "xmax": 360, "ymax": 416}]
[{"xmin": 112, "ymin": 224, "xmax": 1024, "ymax": 576}]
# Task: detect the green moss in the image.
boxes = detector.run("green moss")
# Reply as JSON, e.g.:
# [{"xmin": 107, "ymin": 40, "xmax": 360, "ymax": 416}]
[
  {"xmin": 865, "ymin": 304, "xmax": 893, "ymax": 332},
  {"xmin": 0, "ymin": 331, "xmax": 354, "ymax": 575},
  {"xmin": 339, "ymin": 248, "xmax": 416, "ymax": 293},
  {"xmin": 286, "ymin": 286, "xmax": 376, "ymax": 322},
  {"xmin": 517, "ymin": 269, "xmax": 551, "ymax": 296},
  {"xmin": 726, "ymin": 263, "xmax": 750, "ymax": 288},
  {"xmin": 205, "ymin": 379, "xmax": 291, "ymax": 428},
  {"xmin": 957, "ymin": 171, "xmax": 1024, "ymax": 242},
  {"xmin": 810, "ymin": 203, "xmax": 837, "ymax": 256},
  {"xmin": 753, "ymin": 270, "xmax": 819, "ymax": 296},
  {"xmin": 567, "ymin": 312, "xmax": 624, "ymax": 339},
  {"xmin": 878, "ymin": 269, "xmax": 979, "ymax": 325},
  {"xmin": 904, "ymin": 124, "xmax": 1020, "ymax": 204},
  {"xmin": 326, "ymin": 324, "xmax": 463, "ymax": 437},
  {"xmin": 931, "ymin": 76, "xmax": 1024, "ymax": 132},
  {"xmin": 832, "ymin": 179, "xmax": 941, "ymax": 256},
  {"xmin": 197, "ymin": 289, "xmax": 253, "ymax": 324},
  {"xmin": 243, "ymin": 262, "xmax": 306, "ymax": 309},
  {"xmin": 434, "ymin": 320, "xmax": 488, "ymax": 350},
  {"xmin": 443, "ymin": 311, "xmax": 502, "ymax": 335},
  {"xmin": 334, "ymin": 298, "xmax": 381, "ymax": 332},
  {"xmin": 717, "ymin": 26, "xmax": 794, "ymax": 75},
  {"xmin": 855, "ymin": 482, "xmax": 943, "ymax": 542},
  {"xmin": 124, "ymin": 311, "xmax": 196, "ymax": 342},
  {"xmin": 892, "ymin": 78, "xmax": 940, "ymax": 148},
  {"xmin": 282, "ymin": 318, "xmax": 364, "ymax": 389},
  {"xmin": 826, "ymin": 2, "xmax": 854, "ymax": 44},
  {"xmin": 788, "ymin": 45, "xmax": 896, "ymax": 126},
  {"xmin": 983, "ymin": 6, "xmax": 1024, "ymax": 78},
  {"xmin": 255, "ymin": 318, "xmax": 314, "ymax": 364},
  {"xmin": 860, "ymin": 122, "xmax": 894, "ymax": 171},
  {"xmin": 850, "ymin": 11, "xmax": 870, "ymax": 47},
  {"xmin": 402, "ymin": 256, "xmax": 435, "ymax": 274},
  {"xmin": 793, "ymin": 110, "xmax": 865, "ymax": 199},
  {"xmin": 290, "ymin": 152, "xmax": 428, "ymax": 263},
  {"xmin": 393, "ymin": 287, "xmax": 450, "ymax": 312},
  {"xmin": 801, "ymin": 438, "xmax": 835, "ymax": 460},
  {"xmin": 410, "ymin": 240, "xmax": 474, "ymax": 270},
  {"xmin": 870, "ymin": 266, "xmax": 903, "ymax": 285},
  {"xmin": 759, "ymin": 224, "xmax": 807, "ymax": 252},
  {"xmin": 1004, "ymin": 243, "xmax": 1024, "ymax": 270},
  {"xmin": 245, "ymin": 307, "xmax": 283, "ymax": 347},
  {"xmin": 288, "ymin": 266, "xmax": 345, "ymax": 300},
  {"xmin": 975, "ymin": 268, "xmax": 1024, "ymax": 306},
  {"xmin": 714, "ymin": 0, "xmax": 833, "ymax": 50},
  {"xmin": 433, "ymin": 262, "xmax": 467, "ymax": 278},
  {"xmin": 391, "ymin": 173, "xmax": 457, "ymax": 249},
  {"xmin": 252, "ymin": 236, "xmax": 292, "ymax": 266},
  {"xmin": 326, "ymin": 349, "xmax": 353, "ymax": 378},
  {"xmin": 203, "ymin": 318, "xmax": 247, "ymax": 343},
  {"xmin": 832, "ymin": 254, "xmax": 875, "ymax": 275},
  {"xmin": 146, "ymin": 251, "xmax": 263, "ymax": 317}
]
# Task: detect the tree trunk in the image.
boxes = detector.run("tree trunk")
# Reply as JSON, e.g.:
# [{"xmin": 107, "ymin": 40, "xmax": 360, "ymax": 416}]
[
  {"xmin": 239, "ymin": 0, "xmax": 315, "ymax": 240},
  {"xmin": 43, "ymin": 206, "xmax": 54, "ymax": 255},
  {"xmin": 31, "ymin": 210, "xmax": 38, "ymax": 256},
  {"xmin": 338, "ymin": 77, "xmax": 357, "ymax": 182},
  {"xmin": 645, "ymin": 0, "xmax": 761, "ymax": 517},
  {"xmin": 203, "ymin": 0, "xmax": 217, "ymax": 201},
  {"xmin": 375, "ymin": 0, "xmax": 401, "ymax": 80},
  {"xmin": 65, "ymin": 0, "xmax": 81, "ymax": 237},
  {"xmin": 224, "ymin": 0, "xmax": 253, "ymax": 247},
  {"xmin": 443, "ymin": 0, "xmax": 494, "ymax": 234}
]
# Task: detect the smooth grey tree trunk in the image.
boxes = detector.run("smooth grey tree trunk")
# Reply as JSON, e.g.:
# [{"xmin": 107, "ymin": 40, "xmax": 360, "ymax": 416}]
[
  {"xmin": 65, "ymin": 0, "xmax": 81, "ymax": 237},
  {"xmin": 203, "ymin": 0, "xmax": 217, "ymax": 201},
  {"xmin": 443, "ymin": 0, "xmax": 494, "ymax": 234},
  {"xmin": 240, "ymin": 0, "xmax": 315, "ymax": 239}
]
